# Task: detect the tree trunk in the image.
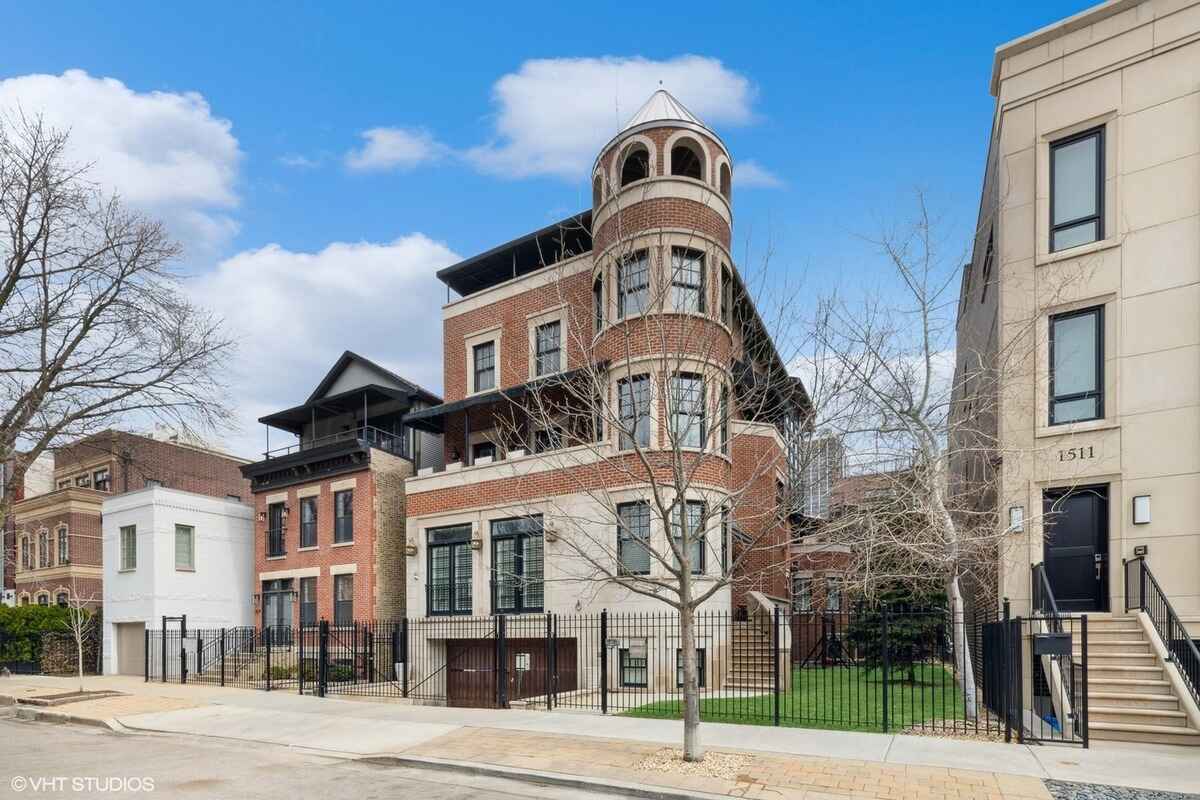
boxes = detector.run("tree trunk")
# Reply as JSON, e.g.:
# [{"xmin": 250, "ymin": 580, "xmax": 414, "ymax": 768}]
[
  {"xmin": 679, "ymin": 607, "xmax": 704, "ymax": 761},
  {"xmin": 947, "ymin": 575, "xmax": 978, "ymax": 719},
  {"xmin": 75, "ymin": 623, "xmax": 85, "ymax": 693}
]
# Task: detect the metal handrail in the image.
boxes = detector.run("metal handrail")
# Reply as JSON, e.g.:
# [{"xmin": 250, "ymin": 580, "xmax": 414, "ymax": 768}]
[
  {"xmin": 1125, "ymin": 556, "xmax": 1200, "ymax": 708},
  {"xmin": 262, "ymin": 425, "xmax": 409, "ymax": 460},
  {"xmin": 1031, "ymin": 562, "xmax": 1064, "ymax": 633}
]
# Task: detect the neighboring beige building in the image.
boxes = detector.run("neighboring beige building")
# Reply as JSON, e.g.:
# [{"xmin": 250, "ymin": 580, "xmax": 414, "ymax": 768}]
[{"xmin": 953, "ymin": 0, "xmax": 1200, "ymax": 745}]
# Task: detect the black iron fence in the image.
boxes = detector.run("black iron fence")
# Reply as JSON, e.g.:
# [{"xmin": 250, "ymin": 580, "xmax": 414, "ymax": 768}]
[{"xmin": 148, "ymin": 604, "xmax": 1087, "ymax": 740}]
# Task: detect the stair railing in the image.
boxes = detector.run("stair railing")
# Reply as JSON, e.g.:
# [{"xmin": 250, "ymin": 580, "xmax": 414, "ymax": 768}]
[
  {"xmin": 1124, "ymin": 556, "xmax": 1200, "ymax": 709},
  {"xmin": 1031, "ymin": 563, "xmax": 1064, "ymax": 633}
]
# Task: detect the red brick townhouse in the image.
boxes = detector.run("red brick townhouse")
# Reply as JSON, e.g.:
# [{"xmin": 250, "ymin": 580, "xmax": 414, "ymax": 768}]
[
  {"xmin": 12, "ymin": 430, "xmax": 250, "ymax": 608},
  {"xmin": 400, "ymin": 91, "xmax": 807, "ymax": 705},
  {"xmin": 2, "ymin": 451, "xmax": 54, "ymax": 603},
  {"xmin": 240, "ymin": 352, "xmax": 442, "ymax": 632}
]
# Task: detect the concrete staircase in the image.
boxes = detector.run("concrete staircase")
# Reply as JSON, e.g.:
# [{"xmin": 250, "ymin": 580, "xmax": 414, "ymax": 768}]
[
  {"xmin": 725, "ymin": 619, "xmax": 776, "ymax": 690},
  {"xmin": 1080, "ymin": 614, "xmax": 1200, "ymax": 746}
]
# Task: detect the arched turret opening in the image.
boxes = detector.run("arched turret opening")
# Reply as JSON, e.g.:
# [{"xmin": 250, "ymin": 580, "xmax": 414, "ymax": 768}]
[
  {"xmin": 592, "ymin": 174, "xmax": 604, "ymax": 207},
  {"xmin": 670, "ymin": 138, "xmax": 704, "ymax": 181},
  {"xmin": 719, "ymin": 163, "xmax": 731, "ymax": 199},
  {"xmin": 620, "ymin": 144, "xmax": 650, "ymax": 186}
]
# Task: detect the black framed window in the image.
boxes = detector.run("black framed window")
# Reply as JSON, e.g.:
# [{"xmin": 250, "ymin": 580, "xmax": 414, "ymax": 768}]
[
  {"xmin": 675, "ymin": 648, "xmax": 706, "ymax": 688},
  {"xmin": 428, "ymin": 524, "xmax": 473, "ymax": 615},
  {"xmin": 670, "ymin": 247, "xmax": 705, "ymax": 313},
  {"xmin": 617, "ymin": 501, "xmax": 651, "ymax": 575},
  {"xmin": 671, "ymin": 500, "xmax": 705, "ymax": 574},
  {"xmin": 267, "ymin": 502, "xmax": 285, "ymax": 557},
  {"xmin": 979, "ymin": 231, "xmax": 994, "ymax": 303},
  {"xmin": 720, "ymin": 265, "xmax": 732, "ymax": 325},
  {"xmin": 471, "ymin": 441, "xmax": 496, "ymax": 463},
  {"xmin": 721, "ymin": 508, "xmax": 730, "ymax": 572},
  {"xmin": 826, "ymin": 577, "xmax": 843, "ymax": 612},
  {"xmin": 617, "ymin": 251, "xmax": 649, "ymax": 319},
  {"xmin": 299, "ymin": 576, "xmax": 317, "ymax": 626},
  {"xmin": 92, "ymin": 468, "xmax": 111, "ymax": 492},
  {"xmin": 718, "ymin": 384, "xmax": 729, "ymax": 454},
  {"xmin": 334, "ymin": 489, "xmax": 353, "ymax": 543},
  {"xmin": 473, "ymin": 341, "xmax": 496, "ymax": 392},
  {"xmin": 670, "ymin": 373, "xmax": 706, "ymax": 448},
  {"xmin": 1049, "ymin": 306, "xmax": 1103, "ymax": 425},
  {"xmin": 1051, "ymin": 127, "xmax": 1104, "ymax": 252},
  {"xmin": 334, "ymin": 573, "xmax": 353, "ymax": 626},
  {"xmin": 299, "ymin": 496, "xmax": 317, "ymax": 548},
  {"xmin": 20, "ymin": 535, "xmax": 30, "ymax": 569},
  {"xmin": 490, "ymin": 516, "xmax": 544, "ymax": 614},
  {"xmin": 617, "ymin": 374, "xmax": 651, "ymax": 450},
  {"xmin": 620, "ymin": 641, "xmax": 648, "ymax": 687},
  {"xmin": 534, "ymin": 321, "xmax": 561, "ymax": 376},
  {"xmin": 533, "ymin": 426, "xmax": 564, "ymax": 454},
  {"xmin": 593, "ymin": 274, "xmax": 604, "ymax": 333},
  {"xmin": 56, "ymin": 592, "xmax": 68, "ymax": 608},
  {"xmin": 57, "ymin": 527, "xmax": 69, "ymax": 565},
  {"xmin": 792, "ymin": 574, "xmax": 812, "ymax": 611},
  {"xmin": 38, "ymin": 531, "xmax": 49, "ymax": 568}
]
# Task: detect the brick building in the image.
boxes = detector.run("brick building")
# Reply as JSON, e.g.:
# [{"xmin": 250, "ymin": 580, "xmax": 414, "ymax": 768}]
[
  {"xmin": 12, "ymin": 430, "xmax": 250, "ymax": 607},
  {"xmin": 2, "ymin": 451, "xmax": 54, "ymax": 603},
  {"xmin": 240, "ymin": 352, "xmax": 441, "ymax": 631},
  {"xmin": 401, "ymin": 91, "xmax": 806, "ymax": 701}
]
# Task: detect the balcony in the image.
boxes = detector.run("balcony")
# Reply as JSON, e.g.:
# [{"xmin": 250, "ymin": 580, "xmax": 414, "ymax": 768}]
[
  {"xmin": 261, "ymin": 425, "xmax": 409, "ymax": 461},
  {"xmin": 243, "ymin": 425, "xmax": 409, "ymax": 493}
]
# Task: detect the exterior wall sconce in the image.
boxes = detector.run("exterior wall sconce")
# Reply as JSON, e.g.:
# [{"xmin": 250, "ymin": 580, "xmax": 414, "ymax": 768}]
[
  {"xmin": 1008, "ymin": 506, "xmax": 1024, "ymax": 532},
  {"xmin": 1132, "ymin": 495, "xmax": 1151, "ymax": 525}
]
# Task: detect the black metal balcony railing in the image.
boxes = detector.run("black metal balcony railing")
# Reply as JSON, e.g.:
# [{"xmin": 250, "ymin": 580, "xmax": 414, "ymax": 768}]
[
  {"xmin": 1125, "ymin": 556, "xmax": 1200, "ymax": 709},
  {"xmin": 266, "ymin": 528, "xmax": 285, "ymax": 558},
  {"xmin": 262, "ymin": 425, "xmax": 409, "ymax": 460}
]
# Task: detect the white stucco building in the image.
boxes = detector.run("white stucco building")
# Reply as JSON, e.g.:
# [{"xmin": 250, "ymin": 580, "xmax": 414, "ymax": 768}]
[{"xmin": 101, "ymin": 487, "xmax": 254, "ymax": 675}]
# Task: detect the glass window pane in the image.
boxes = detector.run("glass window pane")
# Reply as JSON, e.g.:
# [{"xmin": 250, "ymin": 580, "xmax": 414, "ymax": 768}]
[
  {"xmin": 1052, "ymin": 220, "xmax": 1099, "ymax": 252},
  {"xmin": 524, "ymin": 535, "xmax": 544, "ymax": 609},
  {"xmin": 1053, "ymin": 396, "xmax": 1099, "ymax": 423},
  {"xmin": 495, "ymin": 538, "xmax": 516, "ymax": 609},
  {"xmin": 1053, "ymin": 135, "xmax": 1098, "ymax": 224},
  {"xmin": 454, "ymin": 544, "xmax": 473, "ymax": 612},
  {"xmin": 1053, "ymin": 313, "xmax": 1097, "ymax": 395},
  {"xmin": 430, "ymin": 547, "xmax": 450, "ymax": 612}
]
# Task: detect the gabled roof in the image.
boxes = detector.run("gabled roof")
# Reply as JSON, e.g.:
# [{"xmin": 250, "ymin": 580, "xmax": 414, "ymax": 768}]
[
  {"xmin": 306, "ymin": 350, "xmax": 440, "ymax": 406},
  {"xmin": 622, "ymin": 89, "xmax": 707, "ymax": 132}
]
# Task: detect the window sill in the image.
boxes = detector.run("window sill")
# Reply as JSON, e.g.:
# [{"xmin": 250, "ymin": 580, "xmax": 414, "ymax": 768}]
[
  {"xmin": 331, "ymin": 540, "xmax": 354, "ymax": 547},
  {"xmin": 297, "ymin": 546, "xmax": 318, "ymax": 552},
  {"xmin": 1034, "ymin": 418, "xmax": 1119, "ymax": 439},
  {"xmin": 265, "ymin": 555, "xmax": 287, "ymax": 561},
  {"xmin": 175, "ymin": 567, "xmax": 196, "ymax": 573},
  {"xmin": 1037, "ymin": 237, "xmax": 1120, "ymax": 266},
  {"xmin": 118, "ymin": 568, "xmax": 136, "ymax": 574}
]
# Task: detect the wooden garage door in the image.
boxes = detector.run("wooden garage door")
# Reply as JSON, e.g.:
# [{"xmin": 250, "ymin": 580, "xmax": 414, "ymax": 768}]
[{"xmin": 116, "ymin": 622, "xmax": 146, "ymax": 676}]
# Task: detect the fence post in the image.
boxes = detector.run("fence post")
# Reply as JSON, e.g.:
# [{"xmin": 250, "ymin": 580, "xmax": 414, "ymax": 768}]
[
  {"xmin": 265, "ymin": 626, "xmax": 272, "ymax": 691},
  {"xmin": 1139, "ymin": 560, "xmax": 1146, "ymax": 610},
  {"xmin": 1001, "ymin": 598, "xmax": 1011, "ymax": 743},
  {"xmin": 772, "ymin": 605, "xmax": 781, "ymax": 727},
  {"xmin": 318, "ymin": 619, "xmax": 329, "ymax": 698},
  {"xmin": 1080, "ymin": 614, "xmax": 1089, "ymax": 749},
  {"xmin": 881, "ymin": 603, "xmax": 890, "ymax": 734},
  {"xmin": 220, "ymin": 629, "xmax": 226, "ymax": 687},
  {"xmin": 545, "ymin": 613, "xmax": 553, "ymax": 710},
  {"xmin": 144, "ymin": 629, "xmax": 149, "ymax": 682},
  {"xmin": 298, "ymin": 623, "xmax": 305, "ymax": 695},
  {"xmin": 399, "ymin": 619, "xmax": 408, "ymax": 698},
  {"xmin": 600, "ymin": 609, "xmax": 609, "ymax": 715},
  {"xmin": 180, "ymin": 615, "xmax": 188, "ymax": 685},
  {"xmin": 161, "ymin": 615, "xmax": 167, "ymax": 684},
  {"xmin": 1014, "ymin": 616, "xmax": 1024, "ymax": 744},
  {"xmin": 497, "ymin": 615, "xmax": 509, "ymax": 709}
]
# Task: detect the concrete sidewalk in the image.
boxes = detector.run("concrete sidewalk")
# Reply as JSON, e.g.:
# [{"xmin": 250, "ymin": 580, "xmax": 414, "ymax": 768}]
[{"xmin": 4, "ymin": 675, "xmax": 1198, "ymax": 797}]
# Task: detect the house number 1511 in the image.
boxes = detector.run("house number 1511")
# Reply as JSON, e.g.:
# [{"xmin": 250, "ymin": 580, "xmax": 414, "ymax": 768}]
[{"xmin": 1058, "ymin": 446, "xmax": 1095, "ymax": 461}]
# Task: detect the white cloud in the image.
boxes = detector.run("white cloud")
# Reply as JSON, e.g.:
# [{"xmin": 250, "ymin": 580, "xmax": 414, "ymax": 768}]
[
  {"xmin": 344, "ymin": 127, "xmax": 447, "ymax": 172},
  {"xmin": 0, "ymin": 69, "xmax": 241, "ymax": 255},
  {"xmin": 466, "ymin": 55, "xmax": 757, "ymax": 180},
  {"xmin": 278, "ymin": 153, "xmax": 322, "ymax": 169},
  {"xmin": 735, "ymin": 159, "xmax": 784, "ymax": 188},
  {"xmin": 190, "ymin": 234, "xmax": 458, "ymax": 458}
]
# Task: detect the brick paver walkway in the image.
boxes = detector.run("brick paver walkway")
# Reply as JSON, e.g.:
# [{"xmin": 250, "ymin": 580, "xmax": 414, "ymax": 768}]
[{"xmin": 401, "ymin": 727, "xmax": 1053, "ymax": 800}]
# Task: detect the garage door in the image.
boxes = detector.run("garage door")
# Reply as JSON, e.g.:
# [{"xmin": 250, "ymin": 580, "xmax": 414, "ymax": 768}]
[{"xmin": 115, "ymin": 622, "xmax": 146, "ymax": 676}]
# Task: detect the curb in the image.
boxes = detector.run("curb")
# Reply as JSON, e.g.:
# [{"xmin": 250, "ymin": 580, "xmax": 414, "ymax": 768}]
[
  {"xmin": 10, "ymin": 705, "xmax": 120, "ymax": 732},
  {"xmin": 359, "ymin": 753, "xmax": 735, "ymax": 800}
]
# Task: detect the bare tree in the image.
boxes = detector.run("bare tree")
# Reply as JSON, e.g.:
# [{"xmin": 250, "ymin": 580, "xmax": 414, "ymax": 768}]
[
  {"xmin": 477, "ymin": 174, "xmax": 813, "ymax": 761},
  {"xmin": 61, "ymin": 578, "xmax": 100, "ymax": 692},
  {"xmin": 0, "ymin": 113, "xmax": 235, "ymax": 529}
]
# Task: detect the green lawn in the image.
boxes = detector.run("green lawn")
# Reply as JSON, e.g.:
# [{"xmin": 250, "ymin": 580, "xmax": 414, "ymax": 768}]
[{"xmin": 622, "ymin": 664, "xmax": 968, "ymax": 732}]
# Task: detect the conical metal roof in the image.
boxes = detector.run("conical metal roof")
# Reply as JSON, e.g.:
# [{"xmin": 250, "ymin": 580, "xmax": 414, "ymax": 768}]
[{"xmin": 621, "ymin": 89, "xmax": 708, "ymax": 132}]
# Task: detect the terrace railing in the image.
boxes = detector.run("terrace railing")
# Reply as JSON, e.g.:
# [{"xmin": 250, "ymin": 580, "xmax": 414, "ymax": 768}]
[{"xmin": 262, "ymin": 425, "xmax": 409, "ymax": 460}]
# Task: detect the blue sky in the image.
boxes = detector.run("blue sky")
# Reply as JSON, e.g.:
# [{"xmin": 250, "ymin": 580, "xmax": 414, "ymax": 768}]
[{"xmin": 3, "ymin": 1, "xmax": 1088, "ymax": 456}]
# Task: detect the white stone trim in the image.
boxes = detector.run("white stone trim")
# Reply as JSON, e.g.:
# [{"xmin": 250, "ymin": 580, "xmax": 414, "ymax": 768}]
[
  {"xmin": 443, "ymin": 252, "xmax": 592, "ymax": 318},
  {"xmin": 329, "ymin": 563, "xmax": 358, "ymax": 576},
  {"xmin": 527, "ymin": 305, "xmax": 568, "ymax": 381},
  {"xmin": 296, "ymin": 485, "xmax": 321, "ymax": 499},
  {"xmin": 663, "ymin": 129, "xmax": 712, "ymax": 184},
  {"xmin": 259, "ymin": 566, "xmax": 319, "ymax": 581},
  {"xmin": 264, "ymin": 492, "xmax": 287, "ymax": 504},
  {"xmin": 608, "ymin": 133, "xmax": 659, "ymax": 188},
  {"xmin": 593, "ymin": 178, "xmax": 732, "ymax": 233},
  {"xmin": 465, "ymin": 326, "xmax": 502, "ymax": 397},
  {"xmin": 330, "ymin": 478, "xmax": 357, "ymax": 493}
]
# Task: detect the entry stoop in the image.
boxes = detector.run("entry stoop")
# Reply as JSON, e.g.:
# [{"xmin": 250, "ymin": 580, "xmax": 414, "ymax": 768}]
[{"xmin": 1078, "ymin": 614, "xmax": 1200, "ymax": 746}]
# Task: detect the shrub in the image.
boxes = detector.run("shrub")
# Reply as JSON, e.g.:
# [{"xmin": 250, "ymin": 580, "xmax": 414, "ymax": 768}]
[{"xmin": 0, "ymin": 605, "xmax": 72, "ymax": 664}]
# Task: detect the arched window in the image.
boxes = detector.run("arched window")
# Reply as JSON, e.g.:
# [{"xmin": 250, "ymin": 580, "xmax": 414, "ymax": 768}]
[
  {"xmin": 592, "ymin": 175, "xmax": 604, "ymax": 207},
  {"xmin": 620, "ymin": 145, "xmax": 650, "ymax": 186},
  {"xmin": 671, "ymin": 139, "xmax": 704, "ymax": 181},
  {"xmin": 56, "ymin": 592, "xmax": 68, "ymax": 608},
  {"xmin": 593, "ymin": 273, "xmax": 604, "ymax": 333},
  {"xmin": 19, "ymin": 594, "xmax": 30, "ymax": 606},
  {"xmin": 719, "ymin": 163, "xmax": 731, "ymax": 199},
  {"xmin": 36, "ymin": 593, "xmax": 49, "ymax": 606}
]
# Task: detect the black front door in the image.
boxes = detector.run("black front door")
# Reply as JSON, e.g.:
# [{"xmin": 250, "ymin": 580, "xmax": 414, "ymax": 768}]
[{"xmin": 1043, "ymin": 485, "xmax": 1108, "ymax": 612}]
